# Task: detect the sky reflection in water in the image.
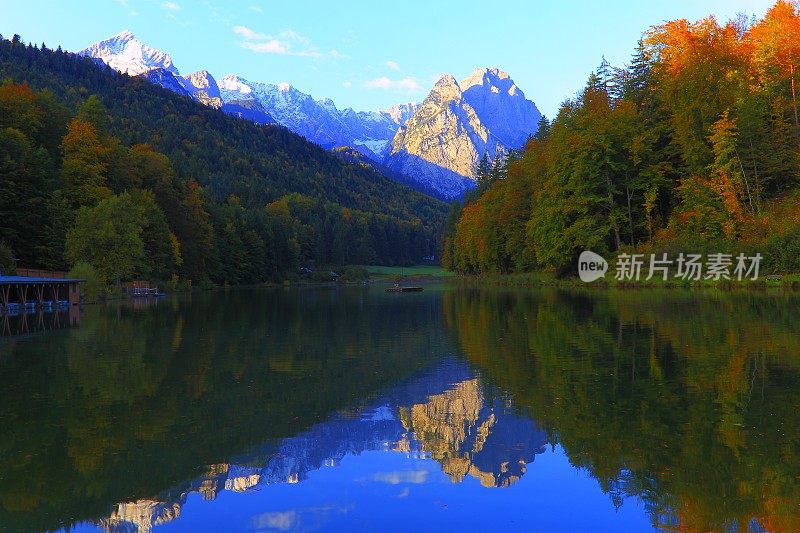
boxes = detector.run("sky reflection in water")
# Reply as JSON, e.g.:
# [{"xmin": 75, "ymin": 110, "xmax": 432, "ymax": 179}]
[{"xmin": 1, "ymin": 285, "xmax": 796, "ymax": 532}]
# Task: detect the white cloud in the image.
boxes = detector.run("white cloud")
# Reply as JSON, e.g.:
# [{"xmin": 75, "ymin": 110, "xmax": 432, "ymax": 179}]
[
  {"xmin": 261, "ymin": 511, "xmax": 297, "ymax": 531},
  {"xmin": 386, "ymin": 60, "xmax": 400, "ymax": 71},
  {"xmin": 233, "ymin": 26, "xmax": 340, "ymax": 58},
  {"xmin": 371, "ymin": 471, "xmax": 428, "ymax": 484},
  {"xmin": 241, "ymin": 40, "xmax": 289, "ymax": 54},
  {"xmin": 279, "ymin": 29, "xmax": 309, "ymax": 45},
  {"xmin": 363, "ymin": 76, "xmax": 420, "ymax": 91},
  {"xmin": 342, "ymin": 81, "xmax": 353, "ymax": 88},
  {"xmin": 233, "ymin": 25, "xmax": 267, "ymax": 41},
  {"xmin": 248, "ymin": 5, "xmax": 263, "ymax": 13},
  {"xmin": 161, "ymin": 1, "xmax": 180, "ymax": 11}
]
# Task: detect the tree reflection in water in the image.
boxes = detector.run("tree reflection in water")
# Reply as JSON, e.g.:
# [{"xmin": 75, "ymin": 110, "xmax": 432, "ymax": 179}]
[
  {"xmin": 0, "ymin": 286, "xmax": 798, "ymax": 532},
  {"xmin": 445, "ymin": 287, "xmax": 800, "ymax": 532}
]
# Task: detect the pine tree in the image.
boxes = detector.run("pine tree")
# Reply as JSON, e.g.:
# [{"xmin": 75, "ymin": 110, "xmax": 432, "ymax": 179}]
[
  {"xmin": 475, "ymin": 153, "xmax": 491, "ymax": 190},
  {"xmin": 596, "ymin": 56, "xmax": 612, "ymax": 93},
  {"xmin": 534, "ymin": 115, "xmax": 551, "ymax": 141},
  {"xmin": 625, "ymin": 40, "xmax": 652, "ymax": 107},
  {"xmin": 489, "ymin": 153, "xmax": 507, "ymax": 183}
]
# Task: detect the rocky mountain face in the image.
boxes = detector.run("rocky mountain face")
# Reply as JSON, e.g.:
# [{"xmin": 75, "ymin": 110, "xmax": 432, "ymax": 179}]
[
  {"xmin": 386, "ymin": 68, "xmax": 541, "ymax": 198},
  {"xmin": 219, "ymin": 75, "xmax": 416, "ymax": 159},
  {"xmin": 142, "ymin": 68, "xmax": 190, "ymax": 97},
  {"xmin": 181, "ymin": 70, "xmax": 223, "ymax": 109},
  {"xmin": 80, "ymin": 32, "xmax": 541, "ymax": 199}
]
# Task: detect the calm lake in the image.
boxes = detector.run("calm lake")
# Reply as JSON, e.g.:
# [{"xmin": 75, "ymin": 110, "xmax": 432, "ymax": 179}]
[{"xmin": 1, "ymin": 285, "xmax": 798, "ymax": 532}]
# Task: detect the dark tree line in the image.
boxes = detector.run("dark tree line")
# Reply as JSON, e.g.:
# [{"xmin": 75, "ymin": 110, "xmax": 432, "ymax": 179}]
[{"xmin": 0, "ymin": 35, "xmax": 446, "ymax": 284}]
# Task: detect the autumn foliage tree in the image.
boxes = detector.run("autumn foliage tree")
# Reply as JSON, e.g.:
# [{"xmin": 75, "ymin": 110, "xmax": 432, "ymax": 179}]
[{"xmin": 446, "ymin": 1, "xmax": 800, "ymax": 276}]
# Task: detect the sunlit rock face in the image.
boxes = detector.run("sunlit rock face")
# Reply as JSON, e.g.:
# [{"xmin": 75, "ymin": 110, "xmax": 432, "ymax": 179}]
[
  {"xmin": 224, "ymin": 465, "xmax": 262, "ymax": 493},
  {"xmin": 196, "ymin": 463, "xmax": 230, "ymax": 501},
  {"xmin": 385, "ymin": 67, "xmax": 541, "ymax": 198},
  {"xmin": 399, "ymin": 377, "xmax": 545, "ymax": 488},
  {"xmin": 97, "ymin": 500, "xmax": 181, "ymax": 533},
  {"xmin": 181, "ymin": 70, "xmax": 223, "ymax": 109}
]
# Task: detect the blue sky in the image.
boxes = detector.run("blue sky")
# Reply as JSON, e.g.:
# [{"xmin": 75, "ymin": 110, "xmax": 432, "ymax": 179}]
[{"xmin": 2, "ymin": 0, "xmax": 777, "ymax": 116}]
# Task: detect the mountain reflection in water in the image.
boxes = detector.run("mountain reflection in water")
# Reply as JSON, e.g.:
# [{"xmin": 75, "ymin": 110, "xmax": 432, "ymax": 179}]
[
  {"xmin": 1, "ymin": 286, "xmax": 798, "ymax": 532},
  {"xmin": 96, "ymin": 360, "xmax": 547, "ymax": 532}
]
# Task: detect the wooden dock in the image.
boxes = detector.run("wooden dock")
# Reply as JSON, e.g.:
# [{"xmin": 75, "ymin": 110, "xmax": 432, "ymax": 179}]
[
  {"xmin": 0, "ymin": 275, "xmax": 83, "ymax": 315},
  {"xmin": 122, "ymin": 280, "xmax": 165, "ymax": 298},
  {"xmin": 385, "ymin": 286, "xmax": 424, "ymax": 293}
]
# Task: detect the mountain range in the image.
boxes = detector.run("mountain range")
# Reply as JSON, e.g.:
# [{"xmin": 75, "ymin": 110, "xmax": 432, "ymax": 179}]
[{"xmin": 79, "ymin": 30, "xmax": 541, "ymax": 198}]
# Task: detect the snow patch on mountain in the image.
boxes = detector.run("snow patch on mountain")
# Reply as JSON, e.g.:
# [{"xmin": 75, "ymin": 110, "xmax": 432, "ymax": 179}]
[
  {"xmin": 218, "ymin": 75, "xmax": 412, "ymax": 160},
  {"xmin": 384, "ymin": 102, "xmax": 420, "ymax": 126},
  {"xmin": 79, "ymin": 30, "xmax": 178, "ymax": 76},
  {"xmin": 219, "ymin": 75, "xmax": 253, "ymax": 95}
]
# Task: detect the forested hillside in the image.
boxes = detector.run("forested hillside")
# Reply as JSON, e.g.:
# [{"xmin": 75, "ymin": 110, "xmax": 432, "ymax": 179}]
[
  {"xmin": 443, "ymin": 1, "xmax": 800, "ymax": 276},
  {"xmin": 0, "ymin": 35, "xmax": 446, "ymax": 285}
]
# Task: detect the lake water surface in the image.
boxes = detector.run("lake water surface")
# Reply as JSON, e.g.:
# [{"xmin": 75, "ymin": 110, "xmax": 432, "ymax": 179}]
[{"xmin": 1, "ymin": 285, "xmax": 798, "ymax": 532}]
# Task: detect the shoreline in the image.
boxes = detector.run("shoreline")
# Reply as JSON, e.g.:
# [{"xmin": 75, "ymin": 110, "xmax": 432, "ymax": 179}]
[
  {"xmin": 81, "ymin": 270, "xmax": 800, "ymax": 305},
  {"xmin": 448, "ymin": 272, "xmax": 800, "ymax": 291}
]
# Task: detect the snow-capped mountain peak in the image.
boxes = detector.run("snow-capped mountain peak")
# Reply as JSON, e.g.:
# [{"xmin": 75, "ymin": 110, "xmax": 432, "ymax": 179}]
[
  {"xmin": 317, "ymin": 97, "xmax": 339, "ymax": 113},
  {"xmin": 110, "ymin": 29, "xmax": 135, "ymax": 45},
  {"xmin": 220, "ymin": 75, "xmax": 253, "ymax": 94},
  {"xmin": 383, "ymin": 102, "xmax": 419, "ymax": 126},
  {"xmin": 79, "ymin": 32, "xmax": 543, "ymax": 199},
  {"xmin": 80, "ymin": 30, "xmax": 178, "ymax": 76}
]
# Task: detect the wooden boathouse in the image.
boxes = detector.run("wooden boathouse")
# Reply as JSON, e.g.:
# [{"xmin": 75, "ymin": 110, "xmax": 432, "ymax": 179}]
[{"xmin": 0, "ymin": 274, "xmax": 83, "ymax": 314}]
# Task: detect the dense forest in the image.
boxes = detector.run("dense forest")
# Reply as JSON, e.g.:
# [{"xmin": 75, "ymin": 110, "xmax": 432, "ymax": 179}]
[
  {"xmin": 443, "ymin": 1, "xmax": 800, "ymax": 276},
  {"xmin": 0, "ymin": 35, "xmax": 447, "ymax": 286}
]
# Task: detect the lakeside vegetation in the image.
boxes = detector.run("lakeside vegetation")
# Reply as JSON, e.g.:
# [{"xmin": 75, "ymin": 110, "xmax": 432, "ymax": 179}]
[
  {"xmin": 443, "ymin": 1, "xmax": 800, "ymax": 279},
  {"xmin": 451, "ymin": 269, "xmax": 800, "ymax": 291},
  {"xmin": 0, "ymin": 36, "xmax": 446, "ymax": 289},
  {"xmin": 359, "ymin": 264, "xmax": 455, "ymax": 279}
]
